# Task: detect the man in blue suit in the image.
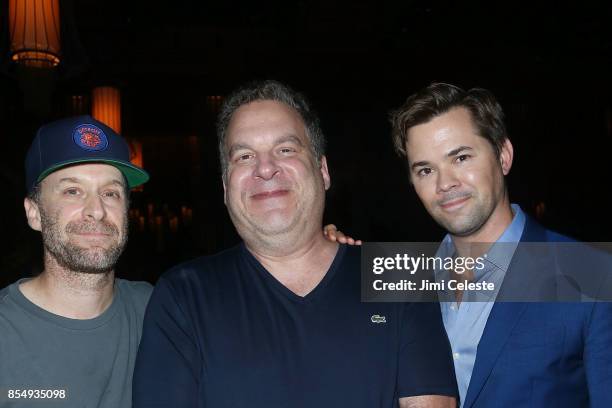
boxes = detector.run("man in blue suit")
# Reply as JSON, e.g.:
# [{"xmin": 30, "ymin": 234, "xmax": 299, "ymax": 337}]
[{"xmin": 388, "ymin": 83, "xmax": 612, "ymax": 407}]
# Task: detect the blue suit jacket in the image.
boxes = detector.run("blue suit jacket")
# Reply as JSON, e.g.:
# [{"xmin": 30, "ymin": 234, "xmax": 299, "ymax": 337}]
[{"xmin": 463, "ymin": 217, "xmax": 612, "ymax": 407}]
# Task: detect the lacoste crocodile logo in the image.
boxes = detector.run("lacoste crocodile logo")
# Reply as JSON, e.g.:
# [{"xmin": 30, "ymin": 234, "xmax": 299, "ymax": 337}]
[{"xmin": 371, "ymin": 314, "xmax": 386, "ymax": 324}]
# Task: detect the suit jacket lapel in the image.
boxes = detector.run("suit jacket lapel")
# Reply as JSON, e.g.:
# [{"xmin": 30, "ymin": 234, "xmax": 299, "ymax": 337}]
[
  {"xmin": 462, "ymin": 217, "xmax": 546, "ymax": 407},
  {"xmin": 462, "ymin": 302, "xmax": 528, "ymax": 407}
]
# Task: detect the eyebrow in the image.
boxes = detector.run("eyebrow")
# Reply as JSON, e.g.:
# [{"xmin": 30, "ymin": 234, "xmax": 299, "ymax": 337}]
[
  {"xmin": 58, "ymin": 177, "xmax": 81, "ymax": 184},
  {"xmin": 410, "ymin": 146, "xmax": 474, "ymax": 171},
  {"xmin": 227, "ymin": 134, "xmax": 305, "ymax": 157},
  {"xmin": 447, "ymin": 146, "xmax": 473, "ymax": 157},
  {"xmin": 227, "ymin": 143, "xmax": 251, "ymax": 157},
  {"xmin": 58, "ymin": 177, "xmax": 126, "ymax": 188},
  {"xmin": 106, "ymin": 179, "xmax": 126, "ymax": 188},
  {"xmin": 276, "ymin": 134, "xmax": 305, "ymax": 147}
]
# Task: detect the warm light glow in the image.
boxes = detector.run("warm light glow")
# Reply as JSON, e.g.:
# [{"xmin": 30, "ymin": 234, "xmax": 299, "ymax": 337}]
[
  {"xmin": 92, "ymin": 87, "xmax": 144, "ymax": 190},
  {"xmin": 9, "ymin": 0, "xmax": 61, "ymax": 68},
  {"xmin": 128, "ymin": 139, "xmax": 144, "ymax": 168},
  {"xmin": 92, "ymin": 86, "xmax": 122, "ymax": 134}
]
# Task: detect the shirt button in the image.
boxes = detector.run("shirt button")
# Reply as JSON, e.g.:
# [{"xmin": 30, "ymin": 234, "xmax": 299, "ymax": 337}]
[
  {"xmin": 453, "ymin": 352, "xmax": 460, "ymax": 360},
  {"xmin": 450, "ymin": 305, "xmax": 456, "ymax": 310}
]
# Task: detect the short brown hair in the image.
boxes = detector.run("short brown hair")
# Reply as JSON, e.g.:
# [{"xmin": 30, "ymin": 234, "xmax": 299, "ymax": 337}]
[
  {"xmin": 390, "ymin": 82, "xmax": 508, "ymax": 158},
  {"xmin": 217, "ymin": 80, "xmax": 325, "ymax": 180}
]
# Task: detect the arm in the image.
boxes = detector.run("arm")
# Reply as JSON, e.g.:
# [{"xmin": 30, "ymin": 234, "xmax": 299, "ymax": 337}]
[
  {"xmin": 397, "ymin": 302, "xmax": 458, "ymax": 407},
  {"xmin": 399, "ymin": 395, "xmax": 456, "ymax": 408},
  {"xmin": 323, "ymin": 224, "xmax": 362, "ymax": 245},
  {"xmin": 133, "ymin": 277, "xmax": 200, "ymax": 408}
]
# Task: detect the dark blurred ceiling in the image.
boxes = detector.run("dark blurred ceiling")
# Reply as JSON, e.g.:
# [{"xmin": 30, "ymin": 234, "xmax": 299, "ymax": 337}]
[
  {"xmin": 60, "ymin": 0, "xmax": 611, "ymax": 135},
  {"xmin": 71, "ymin": 0, "xmax": 611, "ymax": 80}
]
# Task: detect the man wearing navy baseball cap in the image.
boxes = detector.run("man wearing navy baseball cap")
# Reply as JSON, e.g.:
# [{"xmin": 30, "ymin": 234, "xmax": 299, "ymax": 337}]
[{"xmin": 0, "ymin": 115, "xmax": 152, "ymax": 408}]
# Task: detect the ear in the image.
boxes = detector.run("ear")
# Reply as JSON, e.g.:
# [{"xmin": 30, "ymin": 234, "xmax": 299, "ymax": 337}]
[
  {"xmin": 320, "ymin": 156, "xmax": 331, "ymax": 190},
  {"xmin": 499, "ymin": 138, "xmax": 514, "ymax": 176},
  {"xmin": 24, "ymin": 198, "xmax": 42, "ymax": 232}
]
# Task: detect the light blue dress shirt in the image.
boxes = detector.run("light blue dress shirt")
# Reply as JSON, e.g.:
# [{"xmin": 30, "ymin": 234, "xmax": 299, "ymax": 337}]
[{"xmin": 436, "ymin": 204, "xmax": 526, "ymax": 406}]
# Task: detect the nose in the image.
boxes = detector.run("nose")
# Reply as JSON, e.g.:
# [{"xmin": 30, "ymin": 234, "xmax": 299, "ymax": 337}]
[
  {"xmin": 436, "ymin": 167, "xmax": 459, "ymax": 193},
  {"xmin": 83, "ymin": 193, "xmax": 106, "ymax": 221},
  {"xmin": 253, "ymin": 154, "xmax": 280, "ymax": 180}
]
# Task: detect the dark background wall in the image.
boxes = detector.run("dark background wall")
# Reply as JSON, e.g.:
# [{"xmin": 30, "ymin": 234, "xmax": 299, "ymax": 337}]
[{"xmin": 1, "ymin": 0, "xmax": 611, "ymax": 286}]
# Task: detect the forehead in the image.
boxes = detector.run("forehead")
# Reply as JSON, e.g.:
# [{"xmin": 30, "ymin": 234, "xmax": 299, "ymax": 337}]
[
  {"xmin": 226, "ymin": 100, "xmax": 307, "ymax": 147},
  {"xmin": 42, "ymin": 163, "xmax": 125, "ymax": 187},
  {"xmin": 406, "ymin": 108, "xmax": 485, "ymax": 157}
]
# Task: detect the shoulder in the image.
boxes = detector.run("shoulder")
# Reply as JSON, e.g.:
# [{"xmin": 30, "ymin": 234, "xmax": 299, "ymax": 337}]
[
  {"xmin": 522, "ymin": 216, "xmax": 576, "ymax": 243},
  {"xmin": 156, "ymin": 244, "xmax": 245, "ymax": 294},
  {"xmin": 327, "ymin": 245, "xmax": 360, "ymax": 278},
  {"xmin": 109, "ymin": 279, "xmax": 153, "ymax": 320},
  {"xmin": 115, "ymin": 279, "xmax": 153, "ymax": 303},
  {"xmin": 344, "ymin": 244, "xmax": 361, "ymax": 257},
  {"xmin": 0, "ymin": 281, "xmax": 27, "ymax": 332},
  {"xmin": 524, "ymin": 218, "xmax": 612, "ymax": 300},
  {"xmin": 0, "ymin": 285, "xmax": 9, "ymax": 305},
  {"xmin": 542, "ymin": 229, "xmax": 576, "ymax": 243},
  {"xmin": 340, "ymin": 244, "xmax": 361, "ymax": 266},
  {"xmin": 141, "ymin": 246, "xmax": 246, "ymax": 320},
  {"xmin": 0, "ymin": 280, "xmax": 21, "ymax": 312}
]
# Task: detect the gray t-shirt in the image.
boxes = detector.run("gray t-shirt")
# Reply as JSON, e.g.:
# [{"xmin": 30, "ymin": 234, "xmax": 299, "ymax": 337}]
[{"xmin": 0, "ymin": 278, "xmax": 152, "ymax": 408}]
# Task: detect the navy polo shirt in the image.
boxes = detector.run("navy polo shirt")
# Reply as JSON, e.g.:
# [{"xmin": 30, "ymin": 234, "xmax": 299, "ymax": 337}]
[{"xmin": 133, "ymin": 244, "xmax": 457, "ymax": 407}]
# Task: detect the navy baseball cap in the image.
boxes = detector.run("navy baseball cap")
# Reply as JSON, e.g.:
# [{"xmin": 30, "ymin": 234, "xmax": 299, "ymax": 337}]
[{"xmin": 25, "ymin": 115, "xmax": 149, "ymax": 193}]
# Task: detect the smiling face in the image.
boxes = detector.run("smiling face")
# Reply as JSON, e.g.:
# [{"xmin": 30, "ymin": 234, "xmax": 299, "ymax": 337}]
[
  {"xmin": 222, "ymin": 100, "xmax": 330, "ymax": 245},
  {"xmin": 25, "ymin": 163, "xmax": 129, "ymax": 274},
  {"xmin": 406, "ymin": 107, "xmax": 513, "ymax": 239}
]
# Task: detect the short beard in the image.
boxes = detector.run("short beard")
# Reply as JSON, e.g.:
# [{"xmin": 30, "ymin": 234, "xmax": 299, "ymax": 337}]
[{"xmin": 40, "ymin": 207, "xmax": 128, "ymax": 274}]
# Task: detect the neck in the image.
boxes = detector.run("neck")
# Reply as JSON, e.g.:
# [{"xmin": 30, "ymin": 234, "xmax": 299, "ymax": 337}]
[
  {"xmin": 19, "ymin": 252, "xmax": 115, "ymax": 319},
  {"xmin": 245, "ymin": 229, "xmax": 339, "ymax": 297},
  {"xmin": 452, "ymin": 199, "xmax": 514, "ymax": 258}
]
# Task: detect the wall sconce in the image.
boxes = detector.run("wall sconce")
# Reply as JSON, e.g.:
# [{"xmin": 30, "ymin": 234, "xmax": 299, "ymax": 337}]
[{"xmin": 9, "ymin": 0, "xmax": 61, "ymax": 68}]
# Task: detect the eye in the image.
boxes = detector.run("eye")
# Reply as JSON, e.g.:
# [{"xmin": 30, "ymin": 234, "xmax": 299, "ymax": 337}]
[
  {"xmin": 279, "ymin": 146, "xmax": 297, "ymax": 155},
  {"xmin": 102, "ymin": 190, "xmax": 121, "ymax": 199},
  {"xmin": 235, "ymin": 153, "xmax": 254, "ymax": 163},
  {"xmin": 416, "ymin": 168, "xmax": 433, "ymax": 177},
  {"xmin": 63, "ymin": 187, "xmax": 81, "ymax": 196},
  {"xmin": 455, "ymin": 154, "xmax": 471, "ymax": 163}
]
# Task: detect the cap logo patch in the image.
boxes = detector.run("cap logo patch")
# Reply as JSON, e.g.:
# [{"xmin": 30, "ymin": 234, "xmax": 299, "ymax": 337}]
[{"xmin": 72, "ymin": 124, "xmax": 108, "ymax": 151}]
